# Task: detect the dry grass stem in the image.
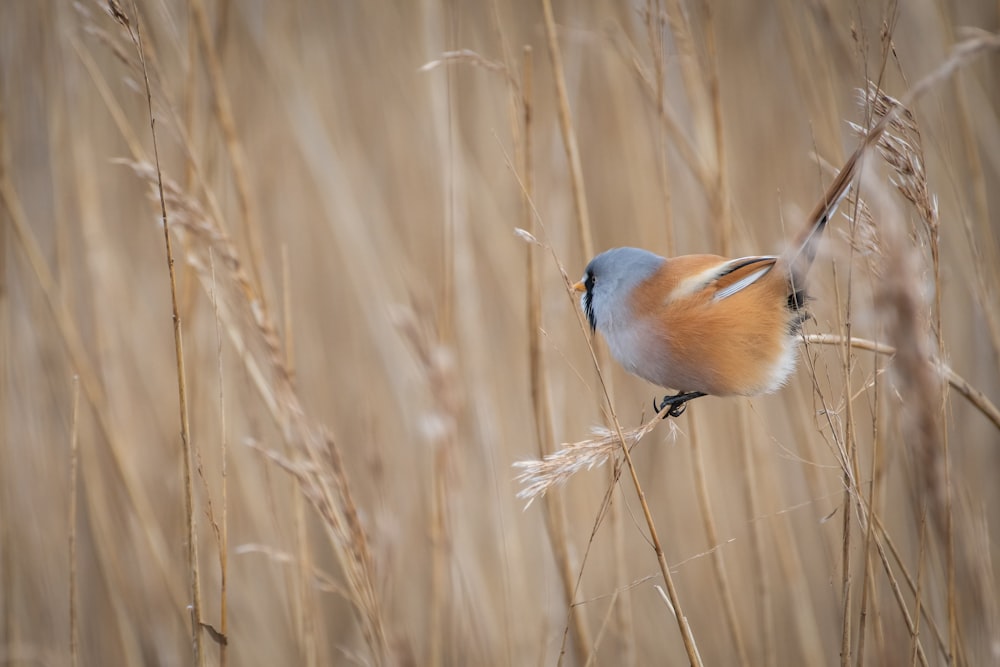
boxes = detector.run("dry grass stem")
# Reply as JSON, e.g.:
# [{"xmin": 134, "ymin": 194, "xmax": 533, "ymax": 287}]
[
  {"xmin": 802, "ymin": 334, "xmax": 1000, "ymax": 430},
  {"xmin": 68, "ymin": 376, "xmax": 80, "ymax": 667},
  {"xmin": 514, "ymin": 45, "xmax": 595, "ymax": 664},
  {"xmin": 119, "ymin": 4, "xmax": 205, "ymax": 661},
  {"xmin": 543, "ymin": 3, "xmax": 704, "ymax": 664},
  {"xmin": 688, "ymin": 416, "xmax": 749, "ymax": 665},
  {"xmin": 514, "ymin": 416, "xmax": 676, "ymax": 507},
  {"xmin": 702, "ymin": 0, "xmax": 733, "ymax": 257},
  {"xmin": 209, "ymin": 251, "xmax": 230, "ymax": 666},
  {"xmin": 2, "ymin": 132, "xmax": 189, "ymax": 620},
  {"xmin": 643, "ymin": 0, "xmax": 677, "ymax": 255},
  {"xmin": 873, "ymin": 187, "xmax": 951, "ymax": 658},
  {"xmin": 5, "ymin": 4, "xmax": 1000, "ymax": 664},
  {"xmin": 390, "ymin": 304, "xmax": 464, "ymax": 665},
  {"xmin": 583, "ymin": 589, "xmax": 620, "ymax": 667},
  {"xmin": 124, "ymin": 160, "xmax": 389, "ymax": 663},
  {"xmin": 420, "ymin": 49, "xmax": 517, "ymax": 89},
  {"xmin": 654, "ymin": 585, "xmax": 704, "ymax": 665},
  {"xmin": 188, "ymin": 0, "xmax": 270, "ymax": 315},
  {"xmin": 541, "ymin": 0, "xmax": 594, "ymax": 261}
]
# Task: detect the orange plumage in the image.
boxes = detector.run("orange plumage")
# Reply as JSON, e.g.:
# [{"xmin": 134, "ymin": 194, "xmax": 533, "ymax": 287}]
[
  {"xmin": 575, "ymin": 110, "xmax": 896, "ymax": 414},
  {"xmin": 628, "ymin": 255, "xmax": 792, "ymax": 396}
]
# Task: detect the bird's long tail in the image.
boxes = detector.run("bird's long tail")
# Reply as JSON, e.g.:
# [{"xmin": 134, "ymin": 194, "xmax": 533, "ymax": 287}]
[
  {"xmin": 781, "ymin": 102, "xmax": 899, "ymax": 288},
  {"xmin": 779, "ymin": 32, "xmax": 1000, "ymax": 290}
]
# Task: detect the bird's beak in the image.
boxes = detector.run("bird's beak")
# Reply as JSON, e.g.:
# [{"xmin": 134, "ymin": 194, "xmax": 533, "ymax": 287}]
[{"xmin": 572, "ymin": 281, "xmax": 586, "ymax": 293}]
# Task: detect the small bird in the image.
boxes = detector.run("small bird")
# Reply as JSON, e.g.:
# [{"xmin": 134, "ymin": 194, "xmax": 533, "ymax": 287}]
[{"xmin": 574, "ymin": 120, "xmax": 891, "ymax": 417}]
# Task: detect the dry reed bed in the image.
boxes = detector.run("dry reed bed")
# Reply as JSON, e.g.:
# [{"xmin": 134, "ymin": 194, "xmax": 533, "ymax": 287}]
[{"xmin": 1, "ymin": 1, "xmax": 999, "ymax": 665}]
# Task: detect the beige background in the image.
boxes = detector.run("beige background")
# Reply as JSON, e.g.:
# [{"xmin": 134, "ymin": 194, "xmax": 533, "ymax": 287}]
[{"xmin": 2, "ymin": 1, "xmax": 998, "ymax": 665}]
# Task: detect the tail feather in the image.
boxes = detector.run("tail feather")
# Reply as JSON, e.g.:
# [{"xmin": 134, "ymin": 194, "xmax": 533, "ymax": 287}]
[
  {"xmin": 783, "ymin": 104, "xmax": 900, "ymax": 286},
  {"xmin": 785, "ymin": 32, "xmax": 1000, "ymax": 282}
]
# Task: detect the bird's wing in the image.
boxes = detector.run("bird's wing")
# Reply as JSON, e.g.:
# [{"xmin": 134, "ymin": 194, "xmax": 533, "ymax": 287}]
[
  {"xmin": 708, "ymin": 256, "xmax": 778, "ymax": 302},
  {"xmin": 660, "ymin": 255, "xmax": 779, "ymax": 304}
]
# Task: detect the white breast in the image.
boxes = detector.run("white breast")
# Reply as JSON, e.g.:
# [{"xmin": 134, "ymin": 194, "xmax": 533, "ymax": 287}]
[
  {"xmin": 603, "ymin": 320, "xmax": 654, "ymax": 379},
  {"xmin": 759, "ymin": 334, "xmax": 801, "ymax": 394},
  {"xmin": 592, "ymin": 292, "xmax": 651, "ymax": 375}
]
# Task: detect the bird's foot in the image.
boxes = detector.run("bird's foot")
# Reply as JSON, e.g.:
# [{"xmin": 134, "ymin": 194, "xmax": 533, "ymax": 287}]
[{"xmin": 654, "ymin": 391, "xmax": 707, "ymax": 419}]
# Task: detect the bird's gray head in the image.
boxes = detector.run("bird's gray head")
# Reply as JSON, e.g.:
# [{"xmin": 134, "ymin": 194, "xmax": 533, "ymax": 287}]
[{"xmin": 577, "ymin": 247, "xmax": 665, "ymax": 332}]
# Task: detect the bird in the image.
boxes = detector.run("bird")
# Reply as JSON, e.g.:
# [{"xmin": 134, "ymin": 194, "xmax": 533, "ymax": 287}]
[{"xmin": 574, "ymin": 117, "xmax": 894, "ymax": 418}]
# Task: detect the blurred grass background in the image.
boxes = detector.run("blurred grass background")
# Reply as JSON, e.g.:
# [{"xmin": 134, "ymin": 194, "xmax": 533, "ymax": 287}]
[{"xmin": 2, "ymin": 0, "xmax": 999, "ymax": 665}]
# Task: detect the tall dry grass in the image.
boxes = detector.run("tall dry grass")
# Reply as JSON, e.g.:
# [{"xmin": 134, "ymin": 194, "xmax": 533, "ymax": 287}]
[{"xmin": 2, "ymin": 1, "xmax": 999, "ymax": 665}]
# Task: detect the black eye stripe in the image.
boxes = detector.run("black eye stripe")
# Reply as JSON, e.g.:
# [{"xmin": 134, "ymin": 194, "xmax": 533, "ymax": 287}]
[{"xmin": 583, "ymin": 280, "xmax": 596, "ymax": 331}]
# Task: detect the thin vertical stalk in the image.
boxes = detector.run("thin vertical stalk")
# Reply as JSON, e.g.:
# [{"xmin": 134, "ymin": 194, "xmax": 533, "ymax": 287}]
[
  {"xmin": 567, "ymin": 300, "xmax": 703, "ymax": 665},
  {"xmin": 439, "ymin": 0, "xmax": 458, "ymax": 344},
  {"xmin": 661, "ymin": 0, "xmax": 709, "ymax": 143},
  {"xmin": 188, "ymin": 0, "xmax": 270, "ymax": 316},
  {"xmin": 1, "ymin": 121, "xmax": 177, "ymax": 664},
  {"xmin": 280, "ymin": 244, "xmax": 315, "ymax": 667},
  {"xmin": 613, "ymin": 407, "xmax": 702, "ymax": 667},
  {"xmin": 911, "ymin": 506, "xmax": 928, "ymax": 667},
  {"xmin": 176, "ymin": 0, "xmax": 199, "ymax": 323},
  {"xmin": 928, "ymin": 153, "xmax": 958, "ymax": 667},
  {"xmin": 539, "ymin": 0, "xmax": 615, "ymax": 419},
  {"xmin": 702, "ymin": 0, "xmax": 732, "ymax": 256},
  {"xmin": 520, "ymin": 46, "xmax": 594, "ymax": 665},
  {"xmin": 737, "ymin": 407, "xmax": 772, "ymax": 665},
  {"xmin": 855, "ymin": 489, "xmax": 875, "ymax": 667},
  {"xmin": 689, "ymin": 416, "xmax": 749, "ymax": 665},
  {"xmin": 0, "ymin": 98, "xmax": 10, "ymax": 654},
  {"xmin": 538, "ymin": 9, "xmax": 626, "ymax": 657},
  {"xmin": 429, "ymin": 6, "xmax": 459, "ymax": 662},
  {"xmin": 645, "ymin": 0, "xmax": 676, "ymax": 256},
  {"xmin": 487, "ymin": 8, "xmax": 519, "ymax": 664},
  {"xmin": 542, "ymin": 2, "xmax": 703, "ymax": 662},
  {"xmin": 209, "ymin": 252, "xmax": 229, "ymax": 667},
  {"xmin": 429, "ymin": 452, "xmax": 445, "ymax": 667},
  {"xmin": 856, "ymin": 338, "xmax": 882, "ymax": 667},
  {"xmin": 540, "ymin": 0, "xmax": 594, "ymax": 260},
  {"xmin": 124, "ymin": 5, "xmax": 205, "ymax": 662},
  {"xmin": 584, "ymin": 590, "xmax": 621, "ymax": 667},
  {"xmin": 934, "ymin": 0, "xmax": 1000, "ymax": 361},
  {"xmin": 69, "ymin": 376, "xmax": 80, "ymax": 667},
  {"xmin": 1, "ymin": 86, "xmax": 189, "ymax": 629},
  {"xmin": 831, "ymin": 162, "xmax": 867, "ymax": 667},
  {"xmin": 836, "ymin": 262, "xmax": 856, "ymax": 667}
]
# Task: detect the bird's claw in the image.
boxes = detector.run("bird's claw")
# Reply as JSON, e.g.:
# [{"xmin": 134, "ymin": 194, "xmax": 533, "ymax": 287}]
[
  {"xmin": 654, "ymin": 396, "xmax": 687, "ymax": 419},
  {"xmin": 654, "ymin": 392, "xmax": 706, "ymax": 419}
]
